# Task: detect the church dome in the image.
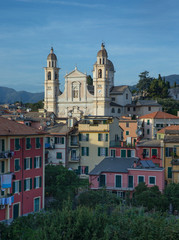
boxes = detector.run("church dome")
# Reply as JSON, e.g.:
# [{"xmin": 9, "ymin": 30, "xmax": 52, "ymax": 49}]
[
  {"xmin": 47, "ymin": 47, "xmax": 57, "ymax": 61},
  {"xmin": 97, "ymin": 43, "xmax": 108, "ymax": 58},
  {"xmin": 107, "ymin": 59, "xmax": 114, "ymax": 71}
]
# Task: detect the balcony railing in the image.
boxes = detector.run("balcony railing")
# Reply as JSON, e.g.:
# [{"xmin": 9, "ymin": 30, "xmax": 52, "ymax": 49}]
[
  {"xmin": 0, "ymin": 151, "xmax": 14, "ymax": 159},
  {"xmin": 0, "ymin": 195, "xmax": 14, "ymax": 206},
  {"xmin": 171, "ymin": 159, "xmax": 179, "ymax": 165},
  {"xmin": 97, "ymin": 186, "xmax": 134, "ymax": 191},
  {"xmin": 110, "ymin": 140, "xmax": 121, "ymax": 148},
  {"xmin": 45, "ymin": 143, "xmax": 55, "ymax": 149},
  {"xmin": 70, "ymin": 156, "xmax": 80, "ymax": 161},
  {"xmin": 70, "ymin": 142, "xmax": 79, "ymax": 147}
]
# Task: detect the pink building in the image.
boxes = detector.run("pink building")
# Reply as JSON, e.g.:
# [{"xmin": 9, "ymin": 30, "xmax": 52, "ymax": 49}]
[
  {"xmin": 89, "ymin": 157, "xmax": 164, "ymax": 197},
  {"xmin": 0, "ymin": 117, "xmax": 45, "ymax": 223}
]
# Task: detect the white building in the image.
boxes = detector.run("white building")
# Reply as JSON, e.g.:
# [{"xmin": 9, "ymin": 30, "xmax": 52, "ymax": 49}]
[{"xmin": 44, "ymin": 44, "xmax": 132, "ymax": 118}]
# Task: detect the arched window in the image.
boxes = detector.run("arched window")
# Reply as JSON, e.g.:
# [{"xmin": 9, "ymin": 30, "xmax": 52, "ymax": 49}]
[
  {"xmin": 48, "ymin": 72, "xmax": 51, "ymax": 80},
  {"xmin": 118, "ymin": 108, "xmax": 121, "ymax": 113},
  {"xmin": 52, "ymin": 61, "xmax": 54, "ymax": 67},
  {"xmin": 100, "ymin": 58, "xmax": 101, "ymax": 64},
  {"xmin": 55, "ymin": 73, "xmax": 58, "ymax": 80},
  {"xmin": 49, "ymin": 62, "xmax": 51, "ymax": 67},
  {"xmin": 98, "ymin": 69, "xmax": 102, "ymax": 78},
  {"xmin": 73, "ymin": 88, "xmax": 78, "ymax": 98},
  {"xmin": 111, "ymin": 108, "xmax": 115, "ymax": 113}
]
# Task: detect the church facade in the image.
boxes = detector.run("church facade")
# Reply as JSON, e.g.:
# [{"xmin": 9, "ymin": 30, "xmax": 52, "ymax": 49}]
[{"xmin": 44, "ymin": 44, "xmax": 132, "ymax": 118}]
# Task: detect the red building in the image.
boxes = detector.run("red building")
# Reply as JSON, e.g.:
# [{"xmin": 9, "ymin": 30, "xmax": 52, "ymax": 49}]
[
  {"xmin": 0, "ymin": 117, "xmax": 45, "ymax": 222},
  {"xmin": 136, "ymin": 139, "xmax": 162, "ymax": 167},
  {"xmin": 110, "ymin": 141, "xmax": 136, "ymax": 158}
]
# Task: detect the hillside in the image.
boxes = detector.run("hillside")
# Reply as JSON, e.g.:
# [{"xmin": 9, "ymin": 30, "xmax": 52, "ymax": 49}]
[
  {"xmin": 0, "ymin": 86, "xmax": 44, "ymax": 104},
  {"xmin": 163, "ymin": 74, "xmax": 179, "ymax": 86}
]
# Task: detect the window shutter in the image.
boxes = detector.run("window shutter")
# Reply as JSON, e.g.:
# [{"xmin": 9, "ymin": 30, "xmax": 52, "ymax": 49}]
[
  {"xmin": 19, "ymin": 181, "xmax": 21, "ymax": 192},
  {"xmin": 98, "ymin": 147, "xmax": 101, "ymax": 156},
  {"xmin": 79, "ymin": 134, "xmax": 81, "ymax": 141},
  {"xmin": 34, "ymin": 157, "xmax": 36, "ymax": 168},
  {"xmin": 62, "ymin": 137, "xmax": 64, "ymax": 144},
  {"xmin": 168, "ymin": 167, "xmax": 172, "ymax": 179},
  {"xmin": 30, "ymin": 158, "xmax": 32, "ymax": 169},
  {"xmin": 78, "ymin": 166, "xmax": 81, "ymax": 175},
  {"xmin": 98, "ymin": 134, "xmax": 101, "ymax": 141},
  {"xmin": 116, "ymin": 175, "xmax": 121, "ymax": 188},
  {"xmin": 86, "ymin": 134, "xmax": 89, "ymax": 141},
  {"xmin": 85, "ymin": 166, "xmax": 89, "ymax": 175},
  {"xmin": 105, "ymin": 148, "xmax": 108, "ymax": 156},
  {"xmin": 105, "ymin": 134, "xmax": 108, "ymax": 142},
  {"xmin": 30, "ymin": 178, "xmax": 32, "ymax": 190},
  {"xmin": 24, "ymin": 158, "xmax": 26, "ymax": 170},
  {"xmin": 40, "ymin": 157, "xmax": 42, "ymax": 168},
  {"xmin": 2, "ymin": 139, "xmax": 5, "ymax": 151},
  {"xmin": 40, "ymin": 176, "xmax": 42, "ymax": 187},
  {"xmin": 1, "ymin": 161, "xmax": 5, "ymax": 173},
  {"xmin": 34, "ymin": 177, "xmax": 36, "ymax": 189},
  {"xmin": 87, "ymin": 147, "xmax": 89, "ymax": 156},
  {"xmin": 12, "ymin": 182, "xmax": 15, "ymax": 194},
  {"xmin": 55, "ymin": 137, "xmax": 57, "ymax": 144},
  {"xmin": 127, "ymin": 150, "xmax": 131, "ymax": 157},
  {"xmin": 24, "ymin": 180, "xmax": 26, "ymax": 191},
  {"xmin": 82, "ymin": 147, "xmax": 84, "ymax": 156}
]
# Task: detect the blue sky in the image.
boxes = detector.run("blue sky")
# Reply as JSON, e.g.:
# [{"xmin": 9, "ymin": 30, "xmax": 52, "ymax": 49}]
[{"xmin": 1, "ymin": 0, "xmax": 179, "ymax": 92}]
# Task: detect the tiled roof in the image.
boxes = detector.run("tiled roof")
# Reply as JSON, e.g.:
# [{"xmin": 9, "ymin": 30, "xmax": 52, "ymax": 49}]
[
  {"xmin": 89, "ymin": 157, "xmax": 138, "ymax": 175},
  {"xmin": 157, "ymin": 125, "xmax": 179, "ymax": 134},
  {"xmin": 110, "ymin": 102, "xmax": 122, "ymax": 107},
  {"xmin": 110, "ymin": 85, "xmax": 129, "ymax": 94},
  {"xmin": 164, "ymin": 135, "xmax": 179, "ymax": 143},
  {"xmin": 137, "ymin": 139, "xmax": 161, "ymax": 147},
  {"xmin": 0, "ymin": 117, "xmax": 46, "ymax": 136},
  {"xmin": 45, "ymin": 123, "xmax": 70, "ymax": 135},
  {"xmin": 139, "ymin": 111, "xmax": 179, "ymax": 119},
  {"xmin": 136, "ymin": 100, "xmax": 161, "ymax": 106}
]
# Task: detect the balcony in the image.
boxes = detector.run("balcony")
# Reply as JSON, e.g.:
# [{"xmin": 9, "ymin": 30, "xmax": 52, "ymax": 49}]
[
  {"xmin": 70, "ymin": 156, "xmax": 80, "ymax": 162},
  {"xmin": 110, "ymin": 140, "xmax": 121, "ymax": 148},
  {"xmin": 45, "ymin": 143, "xmax": 55, "ymax": 149},
  {"xmin": 97, "ymin": 186, "xmax": 134, "ymax": 191},
  {"xmin": 79, "ymin": 123, "xmax": 109, "ymax": 132},
  {"xmin": 171, "ymin": 159, "xmax": 179, "ymax": 165},
  {"xmin": 0, "ymin": 195, "xmax": 14, "ymax": 206},
  {"xmin": 0, "ymin": 151, "xmax": 14, "ymax": 159},
  {"xmin": 70, "ymin": 142, "xmax": 79, "ymax": 147}
]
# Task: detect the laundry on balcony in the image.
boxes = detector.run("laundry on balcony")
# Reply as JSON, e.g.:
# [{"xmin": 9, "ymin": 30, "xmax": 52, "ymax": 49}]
[
  {"xmin": 0, "ymin": 195, "xmax": 14, "ymax": 206},
  {"xmin": 0, "ymin": 151, "xmax": 14, "ymax": 159},
  {"xmin": 0, "ymin": 173, "xmax": 12, "ymax": 188}
]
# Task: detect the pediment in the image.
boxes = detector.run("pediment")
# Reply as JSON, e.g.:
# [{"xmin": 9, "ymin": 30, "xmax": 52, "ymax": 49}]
[{"xmin": 65, "ymin": 68, "xmax": 86, "ymax": 78}]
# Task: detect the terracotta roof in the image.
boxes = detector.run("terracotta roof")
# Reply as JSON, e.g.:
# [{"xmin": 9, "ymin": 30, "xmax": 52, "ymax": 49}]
[
  {"xmin": 139, "ymin": 111, "xmax": 179, "ymax": 119},
  {"xmin": 0, "ymin": 117, "xmax": 46, "ymax": 136},
  {"xmin": 137, "ymin": 139, "xmax": 161, "ymax": 147},
  {"xmin": 157, "ymin": 125, "xmax": 179, "ymax": 134},
  {"xmin": 164, "ymin": 135, "xmax": 179, "ymax": 143}
]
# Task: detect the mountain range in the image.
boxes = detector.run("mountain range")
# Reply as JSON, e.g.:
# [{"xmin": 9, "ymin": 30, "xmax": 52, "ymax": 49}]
[{"xmin": 1, "ymin": 75, "xmax": 179, "ymax": 104}]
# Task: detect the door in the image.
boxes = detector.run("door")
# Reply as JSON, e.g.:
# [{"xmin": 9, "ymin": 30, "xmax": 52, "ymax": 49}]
[
  {"xmin": 34, "ymin": 198, "xmax": 40, "ymax": 212},
  {"xmin": 99, "ymin": 175, "xmax": 106, "ymax": 187},
  {"xmin": 13, "ymin": 203, "xmax": 19, "ymax": 219}
]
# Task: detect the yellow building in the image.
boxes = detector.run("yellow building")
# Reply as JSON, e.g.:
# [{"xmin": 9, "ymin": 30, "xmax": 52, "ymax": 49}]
[{"xmin": 68, "ymin": 116, "xmax": 122, "ymax": 177}]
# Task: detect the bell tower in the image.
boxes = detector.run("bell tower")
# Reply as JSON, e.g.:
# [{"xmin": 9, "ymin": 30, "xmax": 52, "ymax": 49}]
[
  {"xmin": 93, "ymin": 43, "xmax": 114, "ymax": 116},
  {"xmin": 44, "ymin": 47, "xmax": 60, "ymax": 115}
]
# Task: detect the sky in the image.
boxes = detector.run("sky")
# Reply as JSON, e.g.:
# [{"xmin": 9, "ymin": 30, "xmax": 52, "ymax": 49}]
[{"xmin": 1, "ymin": 0, "xmax": 179, "ymax": 93}]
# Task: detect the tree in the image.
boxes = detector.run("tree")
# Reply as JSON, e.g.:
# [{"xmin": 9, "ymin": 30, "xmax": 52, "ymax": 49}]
[
  {"xmin": 87, "ymin": 75, "xmax": 93, "ymax": 85},
  {"xmin": 164, "ymin": 183, "xmax": 179, "ymax": 211},
  {"xmin": 136, "ymin": 71, "xmax": 153, "ymax": 96},
  {"xmin": 25, "ymin": 100, "xmax": 43, "ymax": 111}
]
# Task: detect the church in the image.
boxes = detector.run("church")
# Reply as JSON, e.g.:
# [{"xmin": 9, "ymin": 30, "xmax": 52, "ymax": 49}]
[{"xmin": 44, "ymin": 44, "xmax": 133, "ymax": 118}]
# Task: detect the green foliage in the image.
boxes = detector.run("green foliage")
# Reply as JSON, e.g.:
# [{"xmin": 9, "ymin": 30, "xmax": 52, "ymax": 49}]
[
  {"xmin": 25, "ymin": 100, "xmax": 44, "ymax": 111},
  {"xmin": 77, "ymin": 189, "xmax": 121, "ymax": 208},
  {"xmin": 157, "ymin": 98, "xmax": 179, "ymax": 115},
  {"xmin": 136, "ymin": 71, "xmax": 153, "ymax": 94},
  {"xmin": 87, "ymin": 75, "xmax": 93, "ymax": 85},
  {"xmin": 164, "ymin": 183, "xmax": 179, "ymax": 211},
  {"xmin": 148, "ymin": 74, "xmax": 169, "ymax": 99}
]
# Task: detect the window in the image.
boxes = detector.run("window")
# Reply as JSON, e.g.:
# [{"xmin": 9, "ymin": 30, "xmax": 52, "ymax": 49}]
[
  {"xmin": 34, "ymin": 197, "xmax": 40, "ymax": 212},
  {"xmin": 71, "ymin": 150, "xmax": 77, "ymax": 160},
  {"xmin": 147, "ymin": 129, "xmax": 150, "ymax": 135},
  {"xmin": 111, "ymin": 149, "xmax": 116, "ymax": 157},
  {"xmin": 15, "ymin": 139, "xmax": 20, "ymax": 151},
  {"xmin": 127, "ymin": 107, "xmax": 130, "ymax": 111},
  {"xmin": 149, "ymin": 176, "xmax": 156, "ymax": 185},
  {"xmin": 148, "ymin": 106, "xmax": 151, "ymax": 111},
  {"xmin": 115, "ymin": 175, "xmax": 122, "ymax": 188},
  {"xmin": 0, "ymin": 139, "xmax": 5, "ymax": 152},
  {"xmin": 100, "ymin": 58, "xmax": 101, "ymax": 64},
  {"xmin": 143, "ymin": 149, "xmax": 149, "ymax": 158},
  {"xmin": 103, "ymin": 58, "xmax": 104, "ymax": 64},
  {"xmin": 126, "ymin": 131, "xmax": 129, "ymax": 136},
  {"xmin": 24, "ymin": 178, "xmax": 32, "ymax": 191},
  {"xmin": 99, "ymin": 174, "xmax": 106, "ymax": 187},
  {"xmin": 126, "ymin": 94, "xmax": 128, "ymax": 99},
  {"xmin": 118, "ymin": 108, "xmax": 121, "ymax": 113},
  {"xmin": 34, "ymin": 176, "xmax": 42, "ymax": 189},
  {"xmin": 127, "ymin": 150, "xmax": 131, "ymax": 157},
  {"xmin": 147, "ymin": 120, "xmax": 150, "ymax": 125},
  {"xmin": 165, "ymin": 147, "xmax": 176, "ymax": 157},
  {"xmin": 152, "ymin": 149, "xmax": 157, "ymax": 158},
  {"xmin": 121, "ymin": 150, "xmax": 126, "ymax": 157},
  {"xmin": 98, "ymin": 147, "xmax": 108, "ymax": 156},
  {"xmin": 14, "ymin": 159, "xmax": 20, "ymax": 171},
  {"xmin": 12, "ymin": 180, "xmax": 21, "ymax": 194},
  {"xmin": 48, "ymin": 72, "xmax": 51, "ymax": 80},
  {"xmin": 133, "ymin": 107, "xmax": 136, "ymax": 111},
  {"xmin": 79, "ymin": 134, "xmax": 89, "ymax": 142},
  {"xmin": 168, "ymin": 167, "xmax": 172, "ymax": 179},
  {"xmin": 0, "ymin": 161, "xmax": 5, "ymax": 173},
  {"xmin": 126, "ymin": 123, "xmax": 129, "ymax": 127},
  {"xmin": 98, "ymin": 133, "xmax": 108, "ymax": 141},
  {"xmin": 98, "ymin": 69, "xmax": 102, "ymax": 78},
  {"xmin": 73, "ymin": 89, "xmax": 78, "ymax": 98},
  {"xmin": 111, "ymin": 108, "xmax": 115, "ymax": 113},
  {"xmin": 57, "ymin": 152, "xmax": 62, "ymax": 159},
  {"xmin": 34, "ymin": 156, "xmax": 41, "ymax": 168},
  {"xmin": 128, "ymin": 176, "xmax": 133, "ymax": 188},
  {"xmin": 35, "ymin": 138, "xmax": 41, "ymax": 149},
  {"xmin": 55, "ymin": 73, "xmax": 58, "ymax": 79},
  {"xmin": 26, "ymin": 138, "xmax": 31, "ymax": 150},
  {"xmin": 78, "ymin": 166, "xmax": 89, "ymax": 175},
  {"xmin": 81, "ymin": 147, "xmax": 89, "ymax": 156},
  {"xmin": 55, "ymin": 137, "xmax": 64, "ymax": 144},
  {"xmin": 138, "ymin": 176, "xmax": 144, "ymax": 183},
  {"xmin": 24, "ymin": 157, "xmax": 32, "ymax": 170},
  {"xmin": 112, "ymin": 97, "xmax": 115, "ymax": 101}
]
